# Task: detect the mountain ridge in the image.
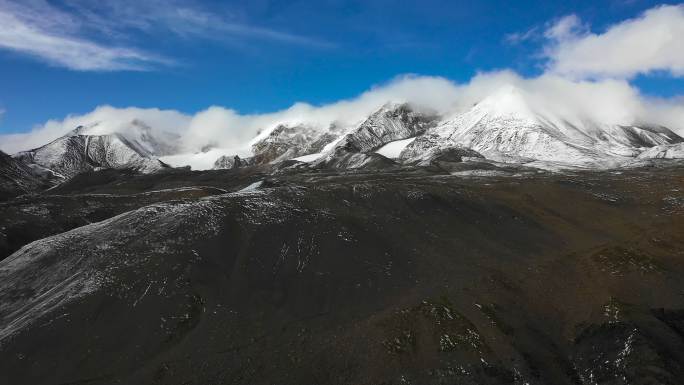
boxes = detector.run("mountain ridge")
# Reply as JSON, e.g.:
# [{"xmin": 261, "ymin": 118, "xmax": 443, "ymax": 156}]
[{"xmin": 7, "ymin": 86, "xmax": 684, "ymax": 181}]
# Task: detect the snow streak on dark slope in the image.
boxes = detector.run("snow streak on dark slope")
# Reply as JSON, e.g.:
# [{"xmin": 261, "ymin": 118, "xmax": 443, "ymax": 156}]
[
  {"xmin": 251, "ymin": 124, "xmax": 342, "ymax": 164},
  {"xmin": 0, "ymin": 151, "xmax": 46, "ymax": 200},
  {"xmin": 312, "ymin": 103, "xmax": 439, "ymax": 169},
  {"xmin": 14, "ymin": 128, "xmax": 168, "ymax": 178},
  {"xmin": 332, "ymin": 103, "xmax": 438, "ymax": 153}
]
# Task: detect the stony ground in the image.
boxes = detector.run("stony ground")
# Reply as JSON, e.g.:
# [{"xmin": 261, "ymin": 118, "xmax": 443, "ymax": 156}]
[{"xmin": 1, "ymin": 161, "xmax": 683, "ymax": 385}]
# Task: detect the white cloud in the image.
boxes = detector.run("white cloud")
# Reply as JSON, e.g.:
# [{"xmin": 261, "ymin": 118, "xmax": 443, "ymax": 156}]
[
  {"xmin": 0, "ymin": 0, "xmax": 169, "ymax": 71},
  {"xmin": 544, "ymin": 5, "xmax": 684, "ymax": 79},
  {"xmin": 544, "ymin": 14, "xmax": 588, "ymax": 40},
  {"xmin": 0, "ymin": 106, "xmax": 190, "ymax": 153}
]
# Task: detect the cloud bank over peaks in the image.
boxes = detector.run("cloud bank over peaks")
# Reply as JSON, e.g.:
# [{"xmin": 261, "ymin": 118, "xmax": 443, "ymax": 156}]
[{"xmin": 1, "ymin": 72, "xmax": 683, "ymax": 160}]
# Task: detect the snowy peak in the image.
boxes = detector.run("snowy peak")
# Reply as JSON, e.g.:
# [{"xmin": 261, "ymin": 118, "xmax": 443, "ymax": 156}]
[
  {"xmin": 64, "ymin": 120, "xmax": 182, "ymax": 157},
  {"xmin": 251, "ymin": 123, "xmax": 339, "ymax": 164},
  {"xmin": 14, "ymin": 131, "xmax": 167, "ymax": 178},
  {"xmin": 332, "ymin": 102, "xmax": 438, "ymax": 154},
  {"xmin": 398, "ymin": 86, "xmax": 684, "ymax": 167},
  {"xmin": 68, "ymin": 123, "xmax": 99, "ymax": 137}
]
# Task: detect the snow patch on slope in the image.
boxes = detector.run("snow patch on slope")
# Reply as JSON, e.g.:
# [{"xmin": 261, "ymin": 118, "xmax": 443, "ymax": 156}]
[
  {"xmin": 161, "ymin": 146, "xmax": 251, "ymax": 170},
  {"xmin": 376, "ymin": 137, "xmax": 417, "ymax": 158},
  {"xmin": 637, "ymin": 143, "xmax": 684, "ymax": 159}
]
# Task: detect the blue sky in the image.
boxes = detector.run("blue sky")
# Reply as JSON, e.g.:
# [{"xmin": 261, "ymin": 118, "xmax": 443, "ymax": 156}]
[{"xmin": 0, "ymin": 0, "xmax": 682, "ymax": 136}]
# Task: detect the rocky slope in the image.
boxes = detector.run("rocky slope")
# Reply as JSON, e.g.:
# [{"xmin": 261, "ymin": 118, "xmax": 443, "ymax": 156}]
[
  {"xmin": 213, "ymin": 155, "xmax": 248, "ymax": 169},
  {"xmin": 309, "ymin": 103, "xmax": 439, "ymax": 169},
  {"xmin": 1, "ymin": 163, "xmax": 683, "ymax": 384},
  {"xmin": 0, "ymin": 151, "xmax": 50, "ymax": 200},
  {"xmin": 331, "ymin": 103, "xmax": 438, "ymax": 153}
]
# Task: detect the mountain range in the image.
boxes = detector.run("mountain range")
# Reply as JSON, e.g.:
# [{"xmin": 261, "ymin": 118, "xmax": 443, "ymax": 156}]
[{"xmin": 2, "ymin": 85, "xmax": 683, "ymax": 196}]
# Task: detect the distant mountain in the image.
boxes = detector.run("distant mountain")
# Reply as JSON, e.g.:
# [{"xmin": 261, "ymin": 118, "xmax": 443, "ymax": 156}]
[
  {"xmin": 14, "ymin": 128, "xmax": 168, "ymax": 179},
  {"xmin": 212, "ymin": 155, "xmax": 248, "ymax": 170}
]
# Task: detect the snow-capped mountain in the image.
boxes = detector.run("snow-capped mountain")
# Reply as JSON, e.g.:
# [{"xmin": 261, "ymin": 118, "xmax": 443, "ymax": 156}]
[
  {"xmin": 71, "ymin": 120, "xmax": 183, "ymax": 157},
  {"xmin": 330, "ymin": 102, "xmax": 438, "ymax": 153},
  {"xmin": 400, "ymin": 86, "xmax": 682, "ymax": 168},
  {"xmin": 310, "ymin": 103, "xmax": 439, "ymax": 169},
  {"xmin": 14, "ymin": 128, "xmax": 168, "ymax": 178}
]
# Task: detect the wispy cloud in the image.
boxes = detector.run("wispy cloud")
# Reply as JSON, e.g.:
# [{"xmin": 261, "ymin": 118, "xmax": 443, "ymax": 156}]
[
  {"xmin": 158, "ymin": 5, "xmax": 332, "ymax": 47},
  {"xmin": 0, "ymin": 0, "xmax": 330, "ymax": 71},
  {"xmin": 0, "ymin": 0, "xmax": 170, "ymax": 71},
  {"xmin": 504, "ymin": 26, "xmax": 540, "ymax": 45},
  {"xmin": 62, "ymin": 0, "xmax": 331, "ymax": 47}
]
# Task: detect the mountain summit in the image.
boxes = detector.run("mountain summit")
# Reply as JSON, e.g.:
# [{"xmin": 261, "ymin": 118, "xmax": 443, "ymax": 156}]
[
  {"xmin": 14, "ymin": 129, "xmax": 168, "ymax": 179},
  {"xmin": 398, "ymin": 86, "xmax": 682, "ymax": 168}
]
